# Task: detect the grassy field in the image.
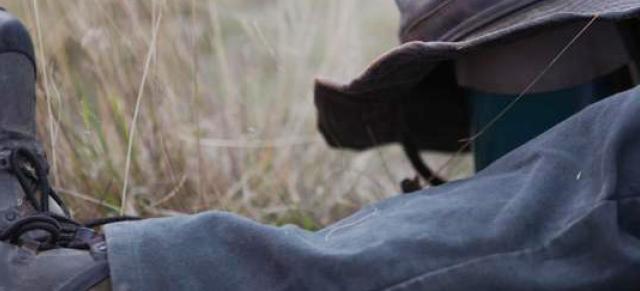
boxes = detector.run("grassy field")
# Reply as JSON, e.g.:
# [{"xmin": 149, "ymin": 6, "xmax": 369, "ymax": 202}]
[{"xmin": 0, "ymin": 0, "xmax": 471, "ymax": 227}]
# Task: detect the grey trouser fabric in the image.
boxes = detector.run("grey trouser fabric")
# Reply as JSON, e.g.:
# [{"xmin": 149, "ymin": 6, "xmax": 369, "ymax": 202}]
[{"xmin": 105, "ymin": 86, "xmax": 640, "ymax": 291}]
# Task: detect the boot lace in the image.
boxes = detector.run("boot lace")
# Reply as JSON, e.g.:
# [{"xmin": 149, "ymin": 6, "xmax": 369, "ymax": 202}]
[{"xmin": 0, "ymin": 142, "xmax": 138, "ymax": 251}]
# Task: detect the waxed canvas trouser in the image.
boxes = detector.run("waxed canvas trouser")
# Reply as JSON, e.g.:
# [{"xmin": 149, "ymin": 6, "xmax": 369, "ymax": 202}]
[{"xmin": 105, "ymin": 86, "xmax": 640, "ymax": 291}]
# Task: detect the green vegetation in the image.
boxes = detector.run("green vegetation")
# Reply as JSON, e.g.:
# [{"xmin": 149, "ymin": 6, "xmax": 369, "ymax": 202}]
[{"xmin": 3, "ymin": 0, "xmax": 470, "ymax": 228}]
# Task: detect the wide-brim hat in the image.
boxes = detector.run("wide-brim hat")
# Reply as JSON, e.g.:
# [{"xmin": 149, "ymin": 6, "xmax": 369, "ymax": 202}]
[{"xmin": 314, "ymin": 0, "xmax": 640, "ymax": 153}]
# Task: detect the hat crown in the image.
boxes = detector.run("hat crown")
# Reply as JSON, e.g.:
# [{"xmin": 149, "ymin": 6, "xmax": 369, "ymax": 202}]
[{"xmin": 397, "ymin": 0, "xmax": 539, "ymax": 42}]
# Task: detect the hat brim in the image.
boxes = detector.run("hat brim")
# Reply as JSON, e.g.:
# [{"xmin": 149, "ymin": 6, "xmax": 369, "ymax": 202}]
[{"xmin": 314, "ymin": 0, "xmax": 640, "ymax": 152}]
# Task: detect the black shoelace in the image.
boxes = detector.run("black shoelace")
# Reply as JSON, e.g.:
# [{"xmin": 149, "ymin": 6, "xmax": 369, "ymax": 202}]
[{"xmin": 0, "ymin": 146, "xmax": 138, "ymax": 250}]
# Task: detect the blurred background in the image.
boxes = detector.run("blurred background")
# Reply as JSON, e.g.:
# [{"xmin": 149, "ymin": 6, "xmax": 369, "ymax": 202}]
[{"xmin": 0, "ymin": 0, "xmax": 470, "ymax": 228}]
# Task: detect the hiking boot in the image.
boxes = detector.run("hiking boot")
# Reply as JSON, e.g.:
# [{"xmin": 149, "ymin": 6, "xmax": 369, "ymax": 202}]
[
  {"xmin": 0, "ymin": 7, "xmax": 68, "ymax": 243},
  {"xmin": 0, "ymin": 9, "xmax": 116, "ymax": 291},
  {"xmin": 0, "ymin": 239, "xmax": 111, "ymax": 291}
]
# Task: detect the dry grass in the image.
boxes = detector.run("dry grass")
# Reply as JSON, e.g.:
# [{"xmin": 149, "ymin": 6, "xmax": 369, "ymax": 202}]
[{"xmin": 1, "ymin": 0, "xmax": 471, "ymax": 228}]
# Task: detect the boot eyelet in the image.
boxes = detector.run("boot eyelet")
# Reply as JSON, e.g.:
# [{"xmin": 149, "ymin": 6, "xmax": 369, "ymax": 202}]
[{"xmin": 4, "ymin": 211, "xmax": 16, "ymax": 221}]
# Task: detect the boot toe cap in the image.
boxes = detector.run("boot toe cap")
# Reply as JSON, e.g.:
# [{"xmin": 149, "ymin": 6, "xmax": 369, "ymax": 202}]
[{"xmin": 0, "ymin": 10, "xmax": 35, "ymax": 69}]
